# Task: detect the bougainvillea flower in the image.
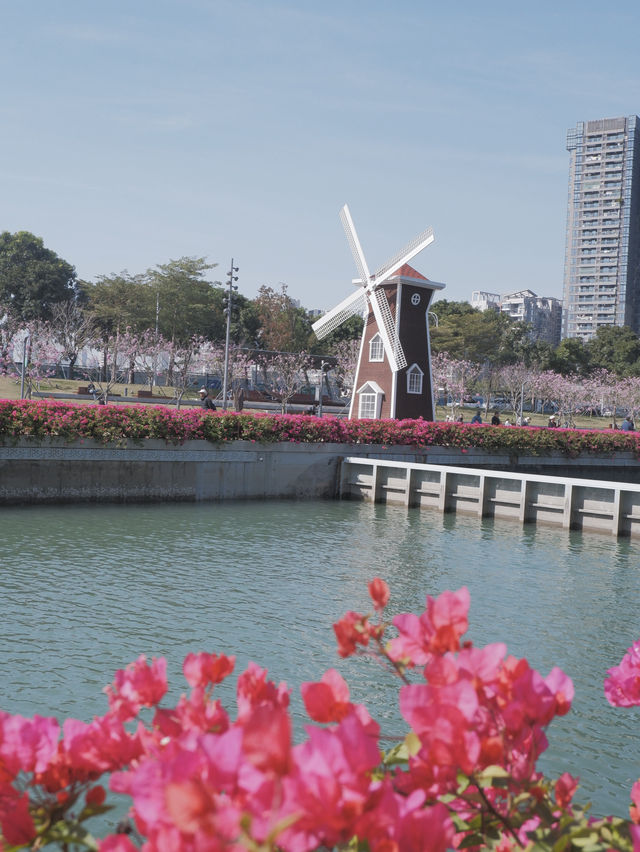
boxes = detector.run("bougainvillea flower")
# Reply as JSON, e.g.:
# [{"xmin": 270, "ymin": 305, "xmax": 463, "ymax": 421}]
[
  {"xmin": 98, "ymin": 836, "xmax": 139, "ymax": 852},
  {"xmin": 604, "ymin": 640, "xmax": 640, "ymax": 707},
  {"xmin": 0, "ymin": 784, "xmax": 36, "ymax": 845},
  {"xmin": 544, "ymin": 667, "xmax": 574, "ymax": 716},
  {"xmin": 555, "ymin": 772, "xmax": 579, "ymax": 810},
  {"xmin": 389, "ymin": 587, "xmax": 470, "ymax": 665},
  {"xmin": 241, "ymin": 703, "xmax": 292, "ymax": 776},
  {"xmin": 236, "ymin": 661, "xmax": 290, "ymax": 720},
  {"xmin": 183, "ymin": 652, "xmax": 235, "ymax": 688},
  {"xmin": 62, "ymin": 713, "xmax": 143, "ymax": 776},
  {"xmin": 368, "ymin": 578, "xmax": 390, "ymax": 611},
  {"xmin": 0, "ymin": 712, "xmax": 60, "ymax": 779},
  {"xmin": 104, "ymin": 655, "xmax": 168, "ymax": 721},
  {"xmin": 301, "ymin": 669, "xmax": 352, "ymax": 723},
  {"xmin": 630, "ymin": 779, "xmax": 640, "ymax": 824},
  {"xmin": 333, "ymin": 611, "xmax": 371, "ymax": 658},
  {"xmin": 399, "ymin": 681, "xmax": 480, "ymax": 774}
]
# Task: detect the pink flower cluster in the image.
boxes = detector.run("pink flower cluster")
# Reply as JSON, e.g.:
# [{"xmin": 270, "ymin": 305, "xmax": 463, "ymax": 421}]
[
  {"xmin": 2, "ymin": 583, "xmax": 640, "ymax": 850},
  {"xmin": 333, "ymin": 585, "xmax": 575, "ymax": 842},
  {"xmin": 1, "ymin": 399, "xmax": 640, "ymax": 458}
]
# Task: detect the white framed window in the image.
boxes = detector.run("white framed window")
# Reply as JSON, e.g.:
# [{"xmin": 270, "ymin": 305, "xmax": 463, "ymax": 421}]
[
  {"xmin": 369, "ymin": 333, "xmax": 384, "ymax": 362},
  {"xmin": 406, "ymin": 364, "xmax": 423, "ymax": 395},
  {"xmin": 358, "ymin": 393, "xmax": 377, "ymax": 419},
  {"xmin": 356, "ymin": 381, "xmax": 384, "ymax": 419}
]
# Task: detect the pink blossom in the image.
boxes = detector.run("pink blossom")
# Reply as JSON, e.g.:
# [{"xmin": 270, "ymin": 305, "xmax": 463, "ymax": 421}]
[
  {"xmin": 98, "ymin": 835, "xmax": 139, "ymax": 852},
  {"xmin": 183, "ymin": 652, "xmax": 235, "ymax": 688},
  {"xmin": 0, "ymin": 783, "xmax": 36, "ymax": 845},
  {"xmin": 368, "ymin": 577, "xmax": 390, "ymax": 611},
  {"xmin": 301, "ymin": 668, "xmax": 352, "ymax": 724},
  {"xmin": 630, "ymin": 779, "xmax": 640, "ymax": 823},
  {"xmin": 104, "ymin": 654, "xmax": 168, "ymax": 720},
  {"xmin": 236, "ymin": 661, "xmax": 290, "ymax": 720},
  {"xmin": 604, "ymin": 640, "xmax": 640, "ymax": 707},
  {"xmin": 389, "ymin": 587, "xmax": 470, "ymax": 664},
  {"xmin": 333, "ymin": 611, "xmax": 371, "ymax": 658},
  {"xmin": 555, "ymin": 772, "xmax": 579, "ymax": 809},
  {"xmin": 0, "ymin": 712, "xmax": 60, "ymax": 777}
]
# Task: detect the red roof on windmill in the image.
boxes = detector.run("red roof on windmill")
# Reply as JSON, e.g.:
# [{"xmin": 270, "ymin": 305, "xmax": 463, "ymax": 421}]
[{"xmin": 390, "ymin": 263, "xmax": 428, "ymax": 280}]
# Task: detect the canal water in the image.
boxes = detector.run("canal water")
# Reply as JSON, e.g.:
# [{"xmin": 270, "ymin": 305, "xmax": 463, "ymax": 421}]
[{"xmin": 1, "ymin": 498, "xmax": 639, "ymax": 818}]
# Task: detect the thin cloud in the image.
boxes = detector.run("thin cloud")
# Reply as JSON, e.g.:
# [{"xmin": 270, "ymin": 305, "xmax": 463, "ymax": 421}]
[{"xmin": 46, "ymin": 24, "xmax": 130, "ymax": 45}]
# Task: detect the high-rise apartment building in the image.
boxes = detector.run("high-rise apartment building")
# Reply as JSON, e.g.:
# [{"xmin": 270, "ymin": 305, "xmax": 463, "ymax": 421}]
[{"xmin": 562, "ymin": 115, "xmax": 640, "ymax": 340}]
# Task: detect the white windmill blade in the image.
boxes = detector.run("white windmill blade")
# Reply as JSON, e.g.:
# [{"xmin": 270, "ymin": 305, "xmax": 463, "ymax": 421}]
[
  {"xmin": 372, "ymin": 226, "xmax": 435, "ymax": 286},
  {"xmin": 339, "ymin": 205, "xmax": 372, "ymax": 290},
  {"xmin": 369, "ymin": 287, "xmax": 407, "ymax": 373},
  {"xmin": 312, "ymin": 287, "xmax": 367, "ymax": 340}
]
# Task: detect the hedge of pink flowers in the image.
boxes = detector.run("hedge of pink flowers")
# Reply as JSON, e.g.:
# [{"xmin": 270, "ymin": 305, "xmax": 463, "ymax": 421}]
[
  {"xmin": 1, "ymin": 399, "xmax": 640, "ymax": 459},
  {"xmin": 1, "ymin": 581, "xmax": 639, "ymax": 850}
]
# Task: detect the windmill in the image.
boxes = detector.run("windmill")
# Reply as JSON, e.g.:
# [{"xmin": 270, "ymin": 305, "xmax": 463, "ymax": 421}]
[{"xmin": 312, "ymin": 204, "xmax": 445, "ymax": 420}]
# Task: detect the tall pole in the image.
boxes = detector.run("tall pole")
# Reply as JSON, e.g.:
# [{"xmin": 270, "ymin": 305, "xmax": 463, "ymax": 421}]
[
  {"xmin": 20, "ymin": 335, "xmax": 29, "ymax": 399},
  {"xmin": 222, "ymin": 259, "xmax": 239, "ymax": 411}
]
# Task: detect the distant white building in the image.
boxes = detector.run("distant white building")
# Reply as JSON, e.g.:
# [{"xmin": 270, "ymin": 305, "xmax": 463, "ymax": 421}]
[
  {"xmin": 471, "ymin": 289, "xmax": 562, "ymax": 346},
  {"xmin": 471, "ymin": 291, "xmax": 501, "ymax": 312}
]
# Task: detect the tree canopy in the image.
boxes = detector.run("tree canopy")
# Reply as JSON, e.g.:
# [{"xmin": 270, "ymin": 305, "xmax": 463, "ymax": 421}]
[
  {"xmin": 586, "ymin": 325, "xmax": 640, "ymax": 377},
  {"xmin": 0, "ymin": 231, "xmax": 77, "ymax": 321},
  {"xmin": 254, "ymin": 284, "xmax": 313, "ymax": 352}
]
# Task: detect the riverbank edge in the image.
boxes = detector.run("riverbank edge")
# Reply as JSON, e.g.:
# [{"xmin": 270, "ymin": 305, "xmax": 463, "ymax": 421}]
[{"xmin": 1, "ymin": 437, "xmax": 639, "ymax": 505}]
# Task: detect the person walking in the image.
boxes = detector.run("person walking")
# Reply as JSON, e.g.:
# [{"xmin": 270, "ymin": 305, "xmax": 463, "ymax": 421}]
[{"xmin": 199, "ymin": 387, "xmax": 217, "ymax": 411}]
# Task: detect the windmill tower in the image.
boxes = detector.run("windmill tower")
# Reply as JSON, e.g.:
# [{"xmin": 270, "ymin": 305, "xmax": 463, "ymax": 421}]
[{"xmin": 312, "ymin": 205, "xmax": 445, "ymax": 420}]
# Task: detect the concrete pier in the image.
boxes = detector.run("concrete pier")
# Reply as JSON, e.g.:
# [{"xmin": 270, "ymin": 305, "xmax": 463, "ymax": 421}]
[{"xmin": 340, "ymin": 456, "xmax": 640, "ymax": 539}]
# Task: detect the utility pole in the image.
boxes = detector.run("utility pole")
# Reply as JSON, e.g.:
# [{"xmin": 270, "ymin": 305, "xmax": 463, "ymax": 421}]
[
  {"xmin": 20, "ymin": 334, "xmax": 29, "ymax": 399},
  {"xmin": 316, "ymin": 360, "xmax": 328, "ymax": 418},
  {"xmin": 222, "ymin": 259, "xmax": 239, "ymax": 411}
]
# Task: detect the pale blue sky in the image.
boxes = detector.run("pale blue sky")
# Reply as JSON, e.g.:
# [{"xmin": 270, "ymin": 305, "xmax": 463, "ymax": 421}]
[{"xmin": 2, "ymin": 0, "xmax": 640, "ymax": 312}]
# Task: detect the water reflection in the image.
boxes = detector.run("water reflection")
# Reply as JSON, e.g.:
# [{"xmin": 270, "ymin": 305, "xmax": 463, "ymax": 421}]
[{"xmin": 0, "ymin": 499, "xmax": 639, "ymax": 817}]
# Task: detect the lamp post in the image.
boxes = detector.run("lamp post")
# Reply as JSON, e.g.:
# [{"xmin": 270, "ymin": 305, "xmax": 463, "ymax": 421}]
[
  {"xmin": 222, "ymin": 259, "xmax": 239, "ymax": 411},
  {"xmin": 20, "ymin": 334, "xmax": 30, "ymax": 400}
]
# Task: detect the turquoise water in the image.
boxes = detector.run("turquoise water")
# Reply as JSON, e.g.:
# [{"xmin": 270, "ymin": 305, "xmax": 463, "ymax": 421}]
[{"xmin": 1, "ymin": 498, "xmax": 639, "ymax": 818}]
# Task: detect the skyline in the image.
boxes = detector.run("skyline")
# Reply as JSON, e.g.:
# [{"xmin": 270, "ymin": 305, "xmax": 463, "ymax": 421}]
[{"xmin": 3, "ymin": 1, "xmax": 640, "ymax": 313}]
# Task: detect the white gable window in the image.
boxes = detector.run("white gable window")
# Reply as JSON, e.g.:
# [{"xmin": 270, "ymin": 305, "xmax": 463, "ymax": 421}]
[
  {"xmin": 369, "ymin": 333, "xmax": 384, "ymax": 362},
  {"xmin": 356, "ymin": 381, "xmax": 384, "ymax": 419},
  {"xmin": 406, "ymin": 363, "xmax": 424, "ymax": 395}
]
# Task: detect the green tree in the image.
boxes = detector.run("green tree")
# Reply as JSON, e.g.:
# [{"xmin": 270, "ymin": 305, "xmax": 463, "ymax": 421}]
[
  {"xmin": 431, "ymin": 304, "xmax": 519, "ymax": 365},
  {"xmin": 81, "ymin": 272, "xmax": 154, "ymax": 339},
  {"xmin": 548, "ymin": 337, "xmax": 591, "ymax": 376},
  {"xmin": 208, "ymin": 289, "xmax": 261, "ymax": 347},
  {"xmin": 0, "ymin": 231, "xmax": 77, "ymax": 321},
  {"xmin": 149, "ymin": 257, "xmax": 220, "ymax": 345},
  {"xmin": 586, "ymin": 325, "xmax": 640, "ymax": 376}
]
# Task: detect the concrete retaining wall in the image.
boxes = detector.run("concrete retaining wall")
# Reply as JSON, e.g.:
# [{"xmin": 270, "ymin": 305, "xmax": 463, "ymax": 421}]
[
  {"xmin": 341, "ymin": 456, "xmax": 640, "ymax": 539},
  {"xmin": 0, "ymin": 438, "xmax": 639, "ymax": 505}
]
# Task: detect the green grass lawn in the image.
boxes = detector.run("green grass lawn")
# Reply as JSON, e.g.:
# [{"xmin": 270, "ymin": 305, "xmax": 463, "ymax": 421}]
[
  {"xmin": 0, "ymin": 375, "xmax": 203, "ymax": 404},
  {"xmin": 434, "ymin": 404, "xmax": 614, "ymax": 431}
]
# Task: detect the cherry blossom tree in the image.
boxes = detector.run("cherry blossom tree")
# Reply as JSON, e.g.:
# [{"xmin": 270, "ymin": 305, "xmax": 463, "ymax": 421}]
[
  {"xmin": 168, "ymin": 335, "xmax": 206, "ymax": 409},
  {"xmin": 431, "ymin": 352, "xmax": 479, "ymax": 420},
  {"xmin": 329, "ymin": 338, "xmax": 360, "ymax": 397},
  {"xmin": 494, "ymin": 363, "xmax": 534, "ymax": 420},
  {"xmin": 19, "ymin": 320, "xmax": 63, "ymax": 398},
  {"xmin": 133, "ymin": 328, "xmax": 169, "ymax": 389},
  {"xmin": 0, "ymin": 303, "xmax": 22, "ymax": 375},
  {"xmin": 268, "ymin": 350, "xmax": 311, "ymax": 413},
  {"xmin": 49, "ymin": 301, "xmax": 96, "ymax": 379}
]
